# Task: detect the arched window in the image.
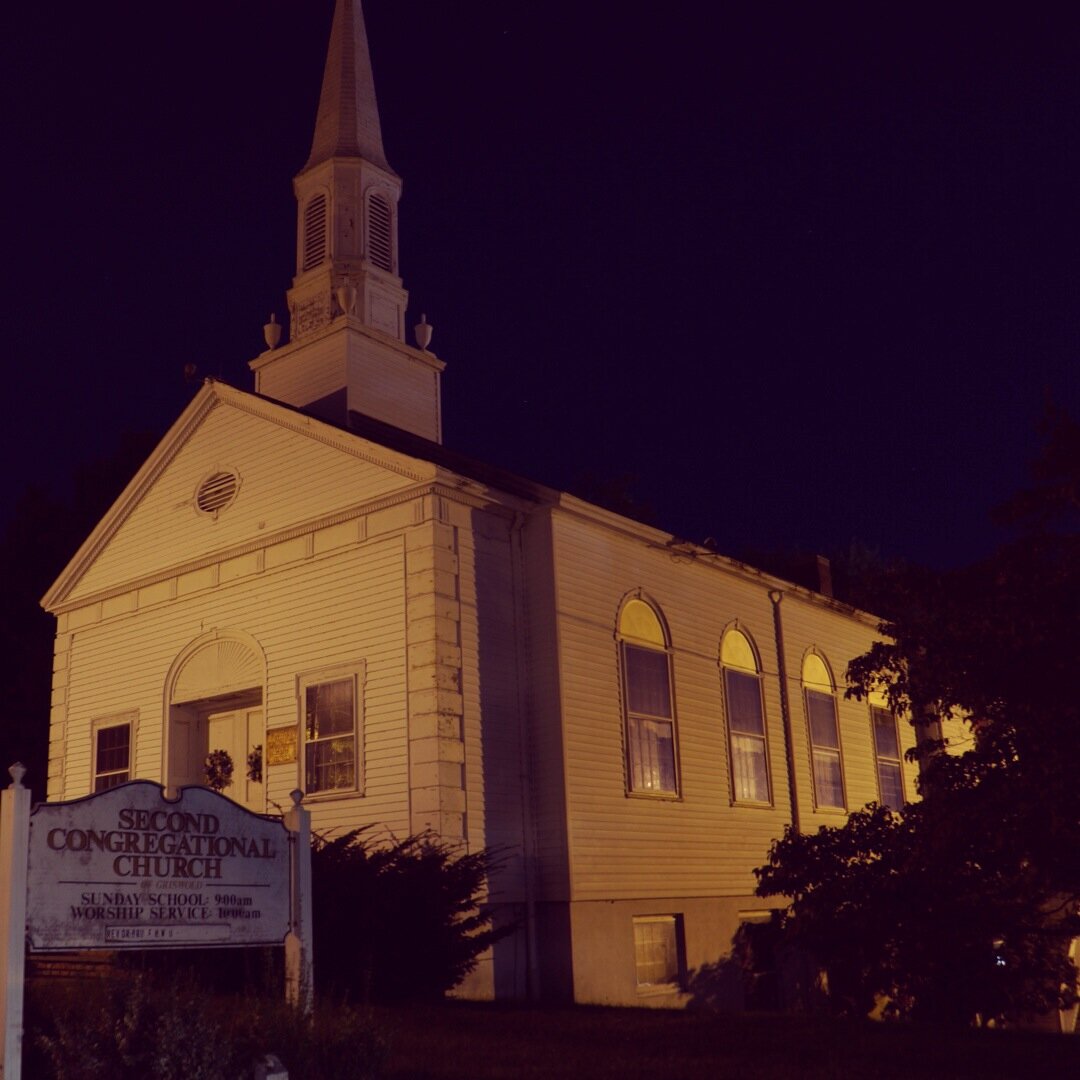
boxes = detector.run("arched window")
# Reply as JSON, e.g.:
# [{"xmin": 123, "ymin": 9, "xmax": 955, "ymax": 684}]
[
  {"xmin": 618, "ymin": 598, "xmax": 678, "ymax": 795},
  {"xmin": 803, "ymin": 652, "xmax": 845, "ymax": 809},
  {"xmin": 302, "ymin": 194, "xmax": 328, "ymax": 271},
  {"xmin": 367, "ymin": 192, "xmax": 393, "ymax": 271},
  {"xmin": 869, "ymin": 691, "xmax": 904, "ymax": 810},
  {"xmin": 721, "ymin": 628, "xmax": 770, "ymax": 803}
]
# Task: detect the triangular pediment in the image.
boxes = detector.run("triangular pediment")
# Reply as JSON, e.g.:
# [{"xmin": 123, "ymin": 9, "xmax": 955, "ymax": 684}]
[{"xmin": 44, "ymin": 382, "xmax": 437, "ymax": 610}]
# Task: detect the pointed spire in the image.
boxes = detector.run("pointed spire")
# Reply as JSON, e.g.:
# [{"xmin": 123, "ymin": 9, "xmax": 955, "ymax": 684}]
[{"xmin": 304, "ymin": 0, "xmax": 392, "ymax": 174}]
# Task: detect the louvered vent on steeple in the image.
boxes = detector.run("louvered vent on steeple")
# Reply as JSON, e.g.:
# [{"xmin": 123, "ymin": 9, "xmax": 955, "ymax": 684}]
[
  {"xmin": 367, "ymin": 193, "xmax": 392, "ymax": 271},
  {"xmin": 302, "ymin": 195, "xmax": 328, "ymax": 271}
]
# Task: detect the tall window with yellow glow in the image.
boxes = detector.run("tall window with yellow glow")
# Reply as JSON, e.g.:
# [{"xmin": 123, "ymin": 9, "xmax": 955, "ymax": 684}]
[
  {"xmin": 305, "ymin": 677, "xmax": 357, "ymax": 794},
  {"xmin": 870, "ymin": 698, "xmax": 904, "ymax": 810},
  {"xmin": 618, "ymin": 598, "xmax": 678, "ymax": 796},
  {"xmin": 803, "ymin": 653, "xmax": 845, "ymax": 810},
  {"xmin": 721, "ymin": 628, "xmax": 770, "ymax": 803}
]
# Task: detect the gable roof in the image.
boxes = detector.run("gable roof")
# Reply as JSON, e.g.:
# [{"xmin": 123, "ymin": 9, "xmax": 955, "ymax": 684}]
[
  {"xmin": 43, "ymin": 379, "xmax": 875, "ymax": 624},
  {"xmin": 41, "ymin": 380, "xmax": 448, "ymax": 611}
]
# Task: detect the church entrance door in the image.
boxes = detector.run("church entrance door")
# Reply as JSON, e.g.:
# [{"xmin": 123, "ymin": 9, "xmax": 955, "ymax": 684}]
[
  {"xmin": 205, "ymin": 703, "xmax": 266, "ymax": 813},
  {"xmin": 167, "ymin": 691, "xmax": 265, "ymax": 814}
]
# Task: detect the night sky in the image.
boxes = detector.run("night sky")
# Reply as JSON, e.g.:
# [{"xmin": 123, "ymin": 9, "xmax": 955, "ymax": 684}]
[{"xmin": 2, "ymin": 2, "xmax": 1077, "ymax": 570}]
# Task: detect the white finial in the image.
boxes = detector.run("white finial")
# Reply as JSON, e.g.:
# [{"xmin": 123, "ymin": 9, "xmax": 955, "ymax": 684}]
[
  {"xmin": 290, "ymin": 788, "xmax": 304, "ymax": 808},
  {"xmin": 263, "ymin": 312, "xmax": 283, "ymax": 350},
  {"xmin": 8, "ymin": 762, "xmax": 26, "ymax": 787},
  {"xmin": 336, "ymin": 281, "xmax": 358, "ymax": 316},
  {"xmin": 414, "ymin": 313, "xmax": 433, "ymax": 351}
]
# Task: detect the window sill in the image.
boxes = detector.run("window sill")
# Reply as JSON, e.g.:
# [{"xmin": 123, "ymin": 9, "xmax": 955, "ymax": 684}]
[
  {"xmin": 626, "ymin": 790, "xmax": 682, "ymax": 802},
  {"xmin": 730, "ymin": 798, "xmax": 775, "ymax": 810},
  {"xmin": 302, "ymin": 788, "xmax": 365, "ymax": 803},
  {"xmin": 636, "ymin": 982, "xmax": 681, "ymax": 998}
]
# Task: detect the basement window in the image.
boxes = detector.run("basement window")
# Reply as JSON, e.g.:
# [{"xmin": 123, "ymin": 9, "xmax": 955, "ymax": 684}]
[{"xmin": 633, "ymin": 915, "xmax": 684, "ymax": 992}]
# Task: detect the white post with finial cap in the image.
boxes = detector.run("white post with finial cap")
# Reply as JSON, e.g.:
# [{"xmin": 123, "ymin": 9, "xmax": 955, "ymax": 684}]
[
  {"xmin": 0, "ymin": 764, "xmax": 30, "ymax": 1080},
  {"xmin": 283, "ymin": 788, "xmax": 313, "ymax": 1014}
]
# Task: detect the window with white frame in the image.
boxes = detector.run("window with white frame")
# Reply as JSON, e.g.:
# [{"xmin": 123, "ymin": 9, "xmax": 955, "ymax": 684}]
[
  {"xmin": 870, "ymin": 703, "xmax": 904, "ymax": 810},
  {"xmin": 302, "ymin": 668, "xmax": 362, "ymax": 795},
  {"xmin": 721, "ymin": 628, "xmax": 771, "ymax": 803},
  {"xmin": 618, "ymin": 598, "xmax": 678, "ymax": 796},
  {"xmin": 803, "ymin": 653, "xmax": 845, "ymax": 809},
  {"xmin": 633, "ymin": 915, "xmax": 683, "ymax": 991},
  {"xmin": 93, "ymin": 718, "xmax": 132, "ymax": 791}
]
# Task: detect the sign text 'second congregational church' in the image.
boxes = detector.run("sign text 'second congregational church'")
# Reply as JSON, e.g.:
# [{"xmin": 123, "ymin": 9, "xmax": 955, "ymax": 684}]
[{"xmin": 26, "ymin": 782, "xmax": 290, "ymax": 950}]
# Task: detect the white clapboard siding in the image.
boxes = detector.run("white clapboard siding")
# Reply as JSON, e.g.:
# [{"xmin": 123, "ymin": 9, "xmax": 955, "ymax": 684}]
[
  {"xmin": 545, "ymin": 508, "xmax": 916, "ymax": 905},
  {"xmin": 60, "ymin": 534, "xmax": 412, "ymax": 839},
  {"xmin": 550, "ymin": 511, "xmax": 798, "ymax": 902},
  {"xmin": 69, "ymin": 397, "xmax": 429, "ymax": 602},
  {"xmin": 350, "ymin": 350, "xmax": 441, "ymax": 440},
  {"xmin": 256, "ymin": 330, "xmax": 442, "ymax": 443}
]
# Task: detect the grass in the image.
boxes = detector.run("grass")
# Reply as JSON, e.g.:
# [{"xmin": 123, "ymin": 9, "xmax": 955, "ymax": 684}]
[{"xmin": 375, "ymin": 1000, "xmax": 1080, "ymax": 1079}]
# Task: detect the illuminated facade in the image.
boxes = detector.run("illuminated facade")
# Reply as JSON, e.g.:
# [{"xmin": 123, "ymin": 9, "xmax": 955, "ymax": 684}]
[{"xmin": 42, "ymin": 0, "xmax": 921, "ymax": 1006}]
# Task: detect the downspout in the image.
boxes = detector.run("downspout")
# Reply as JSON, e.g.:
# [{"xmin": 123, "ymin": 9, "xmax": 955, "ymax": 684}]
[
  {"xmin": 510, "ymin": 510, "xmax": 540, "ymax": 999},
  {"xmin": 768, "ymin": 590, "xmax": 801, "ymax": 834}
]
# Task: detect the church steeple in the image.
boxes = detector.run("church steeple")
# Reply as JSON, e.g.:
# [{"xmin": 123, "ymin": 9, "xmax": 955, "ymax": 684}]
[
  {"xmin": 250, "ymin": 0, "xmax": 444, "ymax": 443},
  {"xmin": 289, "ymin": 0, "xmax": 406, "ymax": 342},
  {"xmin": 305, "ymin": 0, "xmax": 392, "ymax": 174}
]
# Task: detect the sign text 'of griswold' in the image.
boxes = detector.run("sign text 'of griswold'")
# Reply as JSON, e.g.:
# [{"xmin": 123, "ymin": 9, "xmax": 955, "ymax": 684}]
[{"xmin": 26, "ymin": 782, "xmax": 291, "ymax": 950}]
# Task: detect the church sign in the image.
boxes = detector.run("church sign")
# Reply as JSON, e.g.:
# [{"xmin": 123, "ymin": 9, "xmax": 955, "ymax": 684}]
[{"xmin": 26, "ymin": 782, "xmax": 291, "ymax": 950}]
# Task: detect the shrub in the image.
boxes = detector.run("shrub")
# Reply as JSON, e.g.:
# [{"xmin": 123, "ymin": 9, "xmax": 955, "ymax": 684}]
[
  {"xmin": 25, "ymin": 976, "xmax": 386, "ymax": 1080},
  {"xmin": 313, "ymin": 829, "xmax": 513, "ymax": 1003}
]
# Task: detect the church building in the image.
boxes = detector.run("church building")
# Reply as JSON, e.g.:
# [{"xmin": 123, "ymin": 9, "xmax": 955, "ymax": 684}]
[{"xmin": 41, "ymin": 0, "xmax": 919, "ymax": 1006}]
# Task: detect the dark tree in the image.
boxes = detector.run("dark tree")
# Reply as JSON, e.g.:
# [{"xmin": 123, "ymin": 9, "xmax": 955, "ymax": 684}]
[
  {"xmin": 756, "ymin": 411, "xmax": 1080, "ymax": 1026},
  {"xmin": 0, "ymin": 432, "xmax": 160, "ymax": 797}
]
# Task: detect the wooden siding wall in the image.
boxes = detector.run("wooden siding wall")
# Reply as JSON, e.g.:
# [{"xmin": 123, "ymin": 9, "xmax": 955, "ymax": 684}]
[
  {"xmin": 69, "ymin": 402, "xmax": 426, "ymax": 602},
  {"xmin": 256, "ymin": 330, "xmax": 442, "ymax": 443},
  {"xmin": 256, "ymin": 342, "xmax": 348, "ymax": 412},
  {"xmin": 347, "ymin": 349, "xmax": 441, "ymax": 443},
  {"xmin": 56, "ymin": 532, "xmax": 412, "ymax": 838},
  {"xmin": 549, "ymin": 511, "xmax": 917, "ymax": 902}
]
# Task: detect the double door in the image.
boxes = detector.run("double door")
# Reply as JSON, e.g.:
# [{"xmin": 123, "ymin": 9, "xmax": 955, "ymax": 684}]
[{"xmin": 169, "ymin": 701, "xmax": 265, "ymax": 813}]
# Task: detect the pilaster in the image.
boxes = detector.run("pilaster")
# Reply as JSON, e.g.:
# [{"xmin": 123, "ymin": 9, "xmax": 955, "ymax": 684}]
[
  {"xmin": 405, "ymin": 522, "xmax": 467, "ymax": 841},
  {"xmin": 47, "ymin": 632, "xmax": 71, "ymax": 801}
]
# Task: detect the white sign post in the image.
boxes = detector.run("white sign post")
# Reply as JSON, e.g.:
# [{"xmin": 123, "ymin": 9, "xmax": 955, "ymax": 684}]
[
  {"xmin": 283, "ymin": 789, "xmax": 313, "ymax": 1012},
  {"xmin": 0, "ymin": 765, "xmax": 31, "ymax": 1080}
]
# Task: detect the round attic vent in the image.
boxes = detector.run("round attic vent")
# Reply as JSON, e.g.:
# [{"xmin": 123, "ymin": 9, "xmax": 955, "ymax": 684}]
[{"xmin": 195, "ymin": 471, "xmax": 240, "ymax": 516}]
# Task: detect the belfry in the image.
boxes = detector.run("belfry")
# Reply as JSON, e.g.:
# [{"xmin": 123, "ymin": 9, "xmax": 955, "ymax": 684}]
[{"xmin": 250, "ymin": 0, "xmax": 444, "ymax": 441}]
